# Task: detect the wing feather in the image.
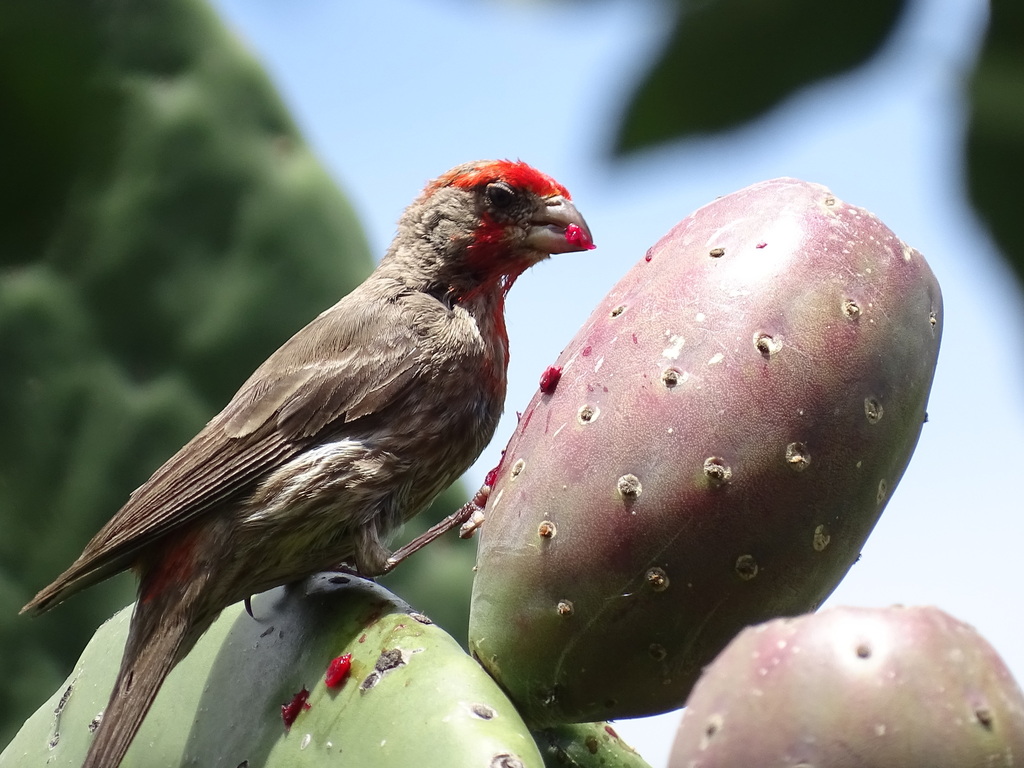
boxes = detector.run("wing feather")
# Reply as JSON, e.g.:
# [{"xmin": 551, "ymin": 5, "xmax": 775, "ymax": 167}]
[{"xmin": 27, "ymin": 289, "xmax": 428, "ymax": 611}]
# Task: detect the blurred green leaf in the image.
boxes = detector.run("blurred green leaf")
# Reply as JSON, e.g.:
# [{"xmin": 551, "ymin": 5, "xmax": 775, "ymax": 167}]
[
  {"xmin": 614, "ymin": 0, "xmax": 909, "ymax": 152},
  {"xmin": 966, "ymin": 0, "xmax": 1024, "ymax": 287}
]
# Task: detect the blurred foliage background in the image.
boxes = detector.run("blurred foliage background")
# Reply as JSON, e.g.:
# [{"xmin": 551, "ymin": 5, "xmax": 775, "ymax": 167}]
[{"xmin": 0, "ymin": 0, "xmax": 1019, "ymax": 750}]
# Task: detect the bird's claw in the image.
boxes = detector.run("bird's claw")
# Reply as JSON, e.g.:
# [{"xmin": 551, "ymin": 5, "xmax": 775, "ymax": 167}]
[{"xmin": 458, "ymin": 509, "xmax": 486, "ymax": 538}]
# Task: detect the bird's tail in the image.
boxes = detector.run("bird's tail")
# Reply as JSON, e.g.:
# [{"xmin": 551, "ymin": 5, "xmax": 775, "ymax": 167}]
[{"xmin": 82, "ymin": 597, "xmax": 201, "ymax": 768}]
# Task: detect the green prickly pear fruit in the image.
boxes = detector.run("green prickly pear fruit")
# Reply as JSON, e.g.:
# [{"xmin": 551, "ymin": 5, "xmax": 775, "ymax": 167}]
[
  {"xmin": 669, "ymin": 605, "xmax": 1024, "ymax": 767},
  {"xmin": 533, "ymin": 722, "xmax": 652, "ymax": 768},
  {"xmin": 469, "ymin": 178, "xmax": 942, "ymax": 726}
]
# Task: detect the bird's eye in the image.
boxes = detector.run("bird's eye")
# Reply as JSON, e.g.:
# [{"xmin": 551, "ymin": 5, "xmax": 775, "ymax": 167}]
[{"xmin": 485, "ymin": 181, "xmax": 517, "ymax": 209}]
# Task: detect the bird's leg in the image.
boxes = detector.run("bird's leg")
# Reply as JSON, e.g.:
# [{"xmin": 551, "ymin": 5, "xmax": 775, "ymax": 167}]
[
  {"xmin": 241, "ymin": 493, "xmax": 488, "ymax": 614},
  {"xmin": 383, "ymin": 487, "xmax": 489, "ymax": 574}
]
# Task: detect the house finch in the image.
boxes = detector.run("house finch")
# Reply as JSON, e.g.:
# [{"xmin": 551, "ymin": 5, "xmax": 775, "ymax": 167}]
[{"xmin": 22, "ymin": 159, "xmax": 593, "ymax": 768}]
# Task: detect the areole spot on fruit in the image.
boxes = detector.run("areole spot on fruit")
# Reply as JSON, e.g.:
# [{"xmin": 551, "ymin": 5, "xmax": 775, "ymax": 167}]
[
  {"xmin": 610, "ymin": 305, "xmax": 626, "ymax": 318},
  {"xmin": 649, "ymin": 643, "xmax": 668, "ymax": 661},
  {"xmin": 617, "ymin": 474, "xmax": 642, "ymax": 499},
  {"xmin": 754, "ymin": 332, "xmax": 782, "ymax": 358},
  {"xmin": 785, "ymin": 442, "xmax": 811, "ymax": 471},
  {"xmin": 556, "ymin": 600, "xmax": 574, "ymax": 617},
  {"xmin": 709, "ymin": 247, "xmax": 725, "ymax": 258},
  {"xmin": 662, "ymin": 368, "xmax": 682, "ymax": 388},
  {"xmin": 703, "ymin": 457, "xmax": 733, "ymax": 486},
  {"xmin": 877, "ymin": 479, "xmax": 888, "ymax": 504},
  {"xmin": 735, "ymin": 555, "xmax": 759, "ymax": 580},
  {"xmin": 538, "ymin": 520, "xmax": 556, "ymax": 539},
  {"xmin": 843, "ymin": 299, "xmax": 862, "ymax": 320},
  {"xmin": 701, "ymin": 714, "xmax": 724, "ymax": 749},
  {"xmin": 864, "ymin": 397, "xmax": 884, "ymax": 424},
  {"xmin": 577, "ymin": 404, "xmax": 598, "ymax": 424},
  {"xmin": 510, "ymin": 458, "xmax": 525, "ymax": 478},
  {"xmin": 812, "ymin": 524, "xmax": 831, "ymax": 552},
  {"xmin": 646, "ymin": 567, "xmax": 670, "ymax": 592},
  {"xmin": 471, "ymin": 703, "xmax": 497, "ymax": 720}
]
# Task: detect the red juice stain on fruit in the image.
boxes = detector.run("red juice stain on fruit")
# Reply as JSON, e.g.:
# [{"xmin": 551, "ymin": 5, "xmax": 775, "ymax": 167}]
[
  {"xmin": 581, "ymin": 345, "xmax": 592, "ymax": 357},
  {"xmin": 325, "ymin": 653, "xmax": 353, "ymax": 688},
  {"xmin": 756, "ymin": 241, "xmax": 768, "ymax": 249},
  {"xmin": 483, "ymin": 452, "xmax": 505, "ymax": 488},
  {"xmin": 565, "ymin": 223, "xmax": 596, "ymax": 250},
  {"xmin": 539, "ymin": 365, "xmax": 562, "ymax": 394},
  {"xmin": 519, "ymin": 407, "xmax": 535, "ymax": 431},
  {"xmin": 281, "ymin": 687, "xmax": 311, "ymax": 728}
]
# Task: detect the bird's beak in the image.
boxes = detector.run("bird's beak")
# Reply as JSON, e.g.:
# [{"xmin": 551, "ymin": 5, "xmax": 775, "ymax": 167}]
[{"xmin": 526, "ymin": 195, "xmax": 596, "ymax": 254}]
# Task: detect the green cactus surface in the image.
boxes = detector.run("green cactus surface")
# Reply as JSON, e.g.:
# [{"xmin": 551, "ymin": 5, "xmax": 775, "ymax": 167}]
[
  {"xmin": 669, "ymin": 605, "xmax": 1024, "ymax": 767},
  {"xmin": 2, "ymin": 576, "xmax": 544, "ymax": 767},
  {"xmin": 469, "ymin": 178, "xmax": 943, "ymax": 726},
  {"xmin": 533, "ymin": 722, "xmax": 652, "ymax": 768}
]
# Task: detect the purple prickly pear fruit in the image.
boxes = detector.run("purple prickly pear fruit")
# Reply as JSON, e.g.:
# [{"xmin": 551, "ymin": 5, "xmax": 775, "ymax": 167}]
[
  {"xmin": 669, "ymin": 606, "xmax": 1024, "ymax": 767},
  {"xmin": 468, "ymin": 178, "xmax": 942, "ymax": 726}
]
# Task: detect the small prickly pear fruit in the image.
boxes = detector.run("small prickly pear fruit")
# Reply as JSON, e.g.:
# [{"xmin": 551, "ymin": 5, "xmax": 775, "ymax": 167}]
[
  {"xmin": 468, "ymin": 178, "xmax": 942, "ymax": 725},
  {"xmin": 669, "ymin": 606, "xmax": 1024, "ymax": 767},
  {"xmin": 533, "ymin": 722, "xmax": 652, "ymax": 768}
]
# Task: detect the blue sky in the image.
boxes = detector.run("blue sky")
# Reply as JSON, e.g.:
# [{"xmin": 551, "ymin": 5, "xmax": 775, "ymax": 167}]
[{"xmin": 213, "ymin": 1, "xmax": 1018, "ymax": 764}]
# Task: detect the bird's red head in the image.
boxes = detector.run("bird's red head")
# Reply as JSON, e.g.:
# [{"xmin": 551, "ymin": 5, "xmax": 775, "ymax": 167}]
[
  {"xmin": 430, "ymin": 159, "xmax": 572, "ymax": 201},
  {"xmin": 383, "ymin": 159, "xmax": 593, "ymax": 313},
  {"xmin": 423, "ymin": 160, "xmax": 594, "ymax": 300}
]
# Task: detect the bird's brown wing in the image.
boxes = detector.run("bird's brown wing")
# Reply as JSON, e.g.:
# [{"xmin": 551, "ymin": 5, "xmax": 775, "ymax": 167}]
[{"xmin": 24, "ymin": 294, "xmax": 426, "ymax": 613}]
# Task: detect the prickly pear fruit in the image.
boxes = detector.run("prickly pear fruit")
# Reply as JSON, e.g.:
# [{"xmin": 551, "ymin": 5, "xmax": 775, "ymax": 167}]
[
  {"xmin": 669, "ymin": 606, "xmax": 1024, "ymax": 767},
  {"xmin": 533, "ymin": 722, "xmax": 651, "ymax": 768},
  {"xmin": 469, "ymin": 178, "xmax": 942, "ymax": 725}
]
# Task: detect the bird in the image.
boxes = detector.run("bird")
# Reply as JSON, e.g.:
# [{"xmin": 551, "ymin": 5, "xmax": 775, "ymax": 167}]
[{"xmin": 21, "ymin": 159, "xmax": 594, "ymax": 768}]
